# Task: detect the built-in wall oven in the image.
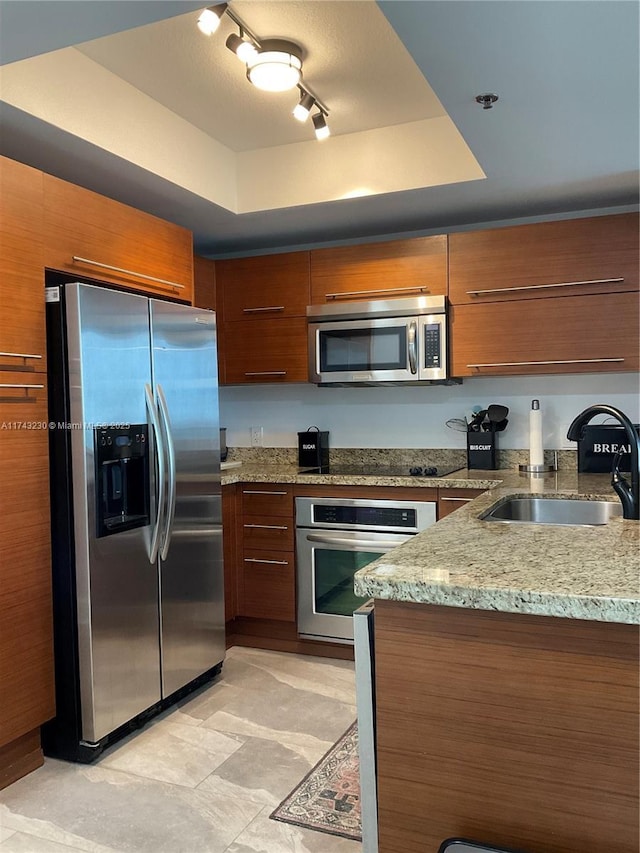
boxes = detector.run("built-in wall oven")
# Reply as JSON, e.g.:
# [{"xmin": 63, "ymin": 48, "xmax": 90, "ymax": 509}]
[{"xmin": 296, "ymin": 496, "xmax": 437, "ymax": 643}]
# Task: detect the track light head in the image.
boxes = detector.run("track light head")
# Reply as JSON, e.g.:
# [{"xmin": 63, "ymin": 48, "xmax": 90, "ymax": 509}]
[
  {"xmin": 226, "ymin": 32, "xmax": 258, "ymax": 63},
  {"xmin": 197, "ymin": 4, "xmax": 228, "ymax": 36},
  {"xmin": 247, "ymin": 39, "xmax": 303, "ymax": 92},
  {"xmin": 312, "ymin": 112, "xmax": 330, "ymax": 141},
  {"xmin": 293, "ymin": 92, "xmax": 315, "ymax": 122}
]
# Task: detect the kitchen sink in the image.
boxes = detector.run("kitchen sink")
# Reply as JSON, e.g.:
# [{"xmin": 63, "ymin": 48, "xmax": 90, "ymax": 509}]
[{"xmin": 480, "ymin": 496, "xmax": 622, "ymax": 527}]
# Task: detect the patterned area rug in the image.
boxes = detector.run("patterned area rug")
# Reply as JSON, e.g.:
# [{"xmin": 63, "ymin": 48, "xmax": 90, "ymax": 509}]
[{"xmin": 270, "ymin": 721, "xmax": 361, "ymax": 841}]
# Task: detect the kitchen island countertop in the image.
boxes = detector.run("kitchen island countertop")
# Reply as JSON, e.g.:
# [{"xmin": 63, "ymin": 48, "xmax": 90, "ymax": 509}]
[{"xmin": 221, "ymin": 460, "xmax": 639, "ymax": 625}]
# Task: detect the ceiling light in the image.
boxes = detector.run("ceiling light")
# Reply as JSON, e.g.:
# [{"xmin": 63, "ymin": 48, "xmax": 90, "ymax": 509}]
[
  {"xmin": 312, "ymin": 112, "xmax": 330, "ymax": 141},
  {"xmin": 226, "ymin": 32, "xmax": 258, "ymax": 64},
  {"xmin": 293, "ymin": 92, "xmax": 315, "ymax": 122},
  {"xmin": 247, "ymin": 40, "xmax": 303, "ymax": 93},
  {"xmin": 197, "ymin": 4, "xmax": 227, "ymax": 36}
]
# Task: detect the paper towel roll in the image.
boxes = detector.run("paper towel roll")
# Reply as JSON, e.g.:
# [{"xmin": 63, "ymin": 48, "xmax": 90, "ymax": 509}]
[{"xmin": 529, "ymin": 399, "xmax": 544, "ymax": 467}]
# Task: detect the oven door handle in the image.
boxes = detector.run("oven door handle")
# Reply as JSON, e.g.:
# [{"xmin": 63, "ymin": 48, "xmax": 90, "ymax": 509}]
[{"xmin": 304, "ymin": 532, "xmax": 407, "ymax": 549}]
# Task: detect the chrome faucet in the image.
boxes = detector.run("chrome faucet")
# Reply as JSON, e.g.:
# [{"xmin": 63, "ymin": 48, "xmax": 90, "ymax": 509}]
[{"xmin": 567, "ymin": 404, "xmax": 640, "ymax": 520}]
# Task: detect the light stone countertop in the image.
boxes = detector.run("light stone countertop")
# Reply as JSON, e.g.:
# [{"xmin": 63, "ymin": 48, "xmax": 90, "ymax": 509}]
[{"xmin": 220, "ymin": 460, "xmax": 639, "ymax": 625}]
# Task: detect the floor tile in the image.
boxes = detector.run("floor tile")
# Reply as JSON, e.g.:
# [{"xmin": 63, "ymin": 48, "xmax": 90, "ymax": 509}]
[
  {"xmin": 225, "ymin": 806, "xmax": 362, "ymax": 853},
  {"xmin": 0, "ymin": 827, "xmax": 17, "ymax": 843},
  {"xmin": 99, "ymin": 720, "xmax": 245, "ymax": 788},
  {"xmin": 0, "ymin": 831, "xmax": 89, "ymax": 852}
]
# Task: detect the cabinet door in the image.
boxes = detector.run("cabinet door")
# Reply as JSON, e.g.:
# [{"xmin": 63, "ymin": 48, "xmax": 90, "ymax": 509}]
[
  {"xmin": 221, "ymin": 317, "xmax": 308, "ymax": 384},
  {"xmin": 451, "ymin": 292, "xmax": 639, "ymax": 377},
  {"xmin": 240, "ymin": 550, "xmax": 296, "ymax": 622},
  {"xmin": 0, "ymin": 384, "xmax": 55, "ymax": 748},
  {"xmin": 43, "ymin": 174, "xmax": 194, "ymax": 302},
  {"xmin": 193, "ymin": 255, "xmax": 216, "ymax": 312},
  {"xmin": 449, "ymin": 213, "xmax": 639, "ymax": 305},
  {"xmin": 240, "ymin": 485, "xmax": 293, "ymax": 517},
  {"xmin": 310, "ymin": 236, "xmax": 447, "ymax": 304},
  {"xmin": 0, "ymin": 157, "xmax": 46, "ymax": 374},
  {"xmin": 438, "ymin": 489, "xmax": 484, "ymax": 519},
  {"xmin": 218, "ymin": 252, "xmax": 310, "ymax": 322}
]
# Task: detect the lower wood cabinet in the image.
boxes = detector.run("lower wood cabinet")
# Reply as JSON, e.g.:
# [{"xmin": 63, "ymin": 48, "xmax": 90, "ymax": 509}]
[
  {"xmin": 237, "ymin": 485, "xmax": 295, "ymax": 622},
  {"xmin": 220, "ymin": 317, "xmax": 308, "ymax": 384},
  {"xmin": 451, "ymin": 291, "xmax": 639, "ymax": 376},
  {"xmin": 437, "ymin": 488, "xmax": 485, "ymax": 519},
  {"xmin": 0, "ymin": 385, "xmax": 55, "ymax": 787}
]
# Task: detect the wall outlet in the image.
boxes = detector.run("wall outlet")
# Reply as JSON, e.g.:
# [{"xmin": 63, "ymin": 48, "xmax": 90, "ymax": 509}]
[{"xmin": 250, "ymin": 426, "xmax": 263, "ymax": 447}]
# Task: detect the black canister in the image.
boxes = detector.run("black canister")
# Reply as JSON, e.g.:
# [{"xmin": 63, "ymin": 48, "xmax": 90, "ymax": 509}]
[
  {"xmin": 467, "ymin": 430, "xmax": 497, "ymax": 470},
  {"xmin": 298, "ymin": 427, "xmax": 330, "ymax": 469}
]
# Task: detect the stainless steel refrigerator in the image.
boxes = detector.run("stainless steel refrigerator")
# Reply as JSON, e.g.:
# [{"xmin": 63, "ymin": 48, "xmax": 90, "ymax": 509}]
[{"xmin": 43, "ymin": 281, "xmax": 224, "ymax": 762}]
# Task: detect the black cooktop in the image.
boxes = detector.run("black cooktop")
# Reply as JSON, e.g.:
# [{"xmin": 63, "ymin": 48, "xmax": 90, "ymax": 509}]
[{"xmin": 300, "ymin": 463, "xmax": 464, "ymax": 478}]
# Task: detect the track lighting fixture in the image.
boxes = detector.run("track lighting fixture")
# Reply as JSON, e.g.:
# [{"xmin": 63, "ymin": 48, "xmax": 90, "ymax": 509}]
[
  {"xmin": 225, "ymin": 32, "xmax": 258, "ymax": 64},
  {"xmin": 197, "ymin": 4, "xmax": 227, "ymax": 37},
  {"xmin": 312, "ymin": 112, "xmax": 330, "ymax": 141},
  {"xmin": 197, "ymin": 5, "xmax": 330, "ymax": 139},
  {"xmin": 293, "ymin": 91, "xmax": 315, "ymax": 122}
]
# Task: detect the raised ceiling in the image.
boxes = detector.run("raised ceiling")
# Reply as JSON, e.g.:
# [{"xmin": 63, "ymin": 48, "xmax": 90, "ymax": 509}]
[{"xmin": 0, "ymin": 1, "xmax": 637, "ymax": 255}]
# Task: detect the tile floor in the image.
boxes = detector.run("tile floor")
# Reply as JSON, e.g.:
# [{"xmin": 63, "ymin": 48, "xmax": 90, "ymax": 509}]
[{"xmin": 0, "ymin": 647, "xmax": 362, "ymax": 853}]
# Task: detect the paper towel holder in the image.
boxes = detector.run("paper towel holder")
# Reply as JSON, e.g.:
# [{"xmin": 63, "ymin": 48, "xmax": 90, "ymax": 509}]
[{"xmin": 519, "ymin": 451, "xmax": 558, "ymax": 475}]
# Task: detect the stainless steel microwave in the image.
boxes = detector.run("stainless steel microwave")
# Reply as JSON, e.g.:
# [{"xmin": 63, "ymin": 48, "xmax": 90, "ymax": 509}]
[{"xmin": 307, "ymin": 295, "xmax": 450, "ymax": 385}]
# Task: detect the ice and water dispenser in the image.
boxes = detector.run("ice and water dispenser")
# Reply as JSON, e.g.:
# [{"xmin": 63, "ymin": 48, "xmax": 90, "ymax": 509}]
[{"xmin": 94, "ymin": 425, "xmax": 150, "ymax": 537}]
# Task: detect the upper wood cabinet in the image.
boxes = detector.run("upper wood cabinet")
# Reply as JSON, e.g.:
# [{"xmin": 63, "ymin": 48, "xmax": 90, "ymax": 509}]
[
  {"xmin": 0, "ymin": 157, "xmax": 46, "ymax": 374},
  {"xmin": 221, "ymin": 316, "xmax": 308, "ymax": 384},
  {"xmin": 310, "ymin": 236, "xmax": 447, "ymax": 304},
  {"xmin": 217, "ymin": 251, "xmax": 310, "ymax": 322},
  {"xmin": 43, "ymin": 175, "xmax": 194, "ymax": 303},
  {"xmin": 451, "ymin": 291, "xmax": 639, "ymax": 377},
  {"xmin": 193, "ymin": 255, "xmax": 216, "ymax": 312},
  {"xmin": 449, "ymin": 213, "xmax": 639, "ymax": 305}
]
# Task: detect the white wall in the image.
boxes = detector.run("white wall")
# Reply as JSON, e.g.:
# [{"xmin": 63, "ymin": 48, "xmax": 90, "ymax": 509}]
[{"xmin": 219, "ymin": 372, "xmax": 640, "ymax": 451}]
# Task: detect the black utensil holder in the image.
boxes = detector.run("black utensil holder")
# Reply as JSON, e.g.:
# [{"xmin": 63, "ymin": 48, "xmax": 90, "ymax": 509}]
[{"xmin": 467, "ymin": 430, "xmax": 497, "ymax": 470}]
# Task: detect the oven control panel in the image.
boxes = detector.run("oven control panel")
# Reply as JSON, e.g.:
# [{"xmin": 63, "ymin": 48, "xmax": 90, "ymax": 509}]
[
  {"xmin": 313, "ymin": 504, "xmax": 417, "ymax": 528},
  {"xmin": 296, "ymin": 496, "xmax": 437, "ymax": 534}
]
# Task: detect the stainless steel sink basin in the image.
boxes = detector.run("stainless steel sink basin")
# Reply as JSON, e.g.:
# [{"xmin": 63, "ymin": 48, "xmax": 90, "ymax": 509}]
[{"xmin": 480, "ymin": 496, "xmax": 622, "ymax": 527}]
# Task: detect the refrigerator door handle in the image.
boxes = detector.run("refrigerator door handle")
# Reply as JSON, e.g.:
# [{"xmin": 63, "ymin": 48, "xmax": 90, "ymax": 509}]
[
  {"xmin": 157, "ymin": 384, "xmax": 177, "ymax": 561},
  {"xmin": 145, "ymin": 383, "xmax": 166, "ymax": 564}
]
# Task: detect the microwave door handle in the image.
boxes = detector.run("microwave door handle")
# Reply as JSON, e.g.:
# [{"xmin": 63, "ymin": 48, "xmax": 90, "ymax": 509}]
[
  {"xmin": 145, "ymin": 383, "xmax": 165, "ymax": 564},
  {"xmin": 408, "ymin": 321, "xmax": 418, "ymax": 374}
]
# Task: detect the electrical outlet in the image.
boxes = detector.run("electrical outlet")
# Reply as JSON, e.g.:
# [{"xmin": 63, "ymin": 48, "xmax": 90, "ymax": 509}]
[{"xmin": 250, "ymin": 426, "xmax": 263, "ymax": 447}]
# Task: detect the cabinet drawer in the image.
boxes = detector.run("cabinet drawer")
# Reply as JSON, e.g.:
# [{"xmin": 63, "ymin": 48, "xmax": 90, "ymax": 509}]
[
  {"xmin": 242, "ymin": 516, "xmax": 294, "ymax": 551},
  {"xmin": 43, "ymin": 174, "xmax": 194, "ymax": 302},
  {"xmin": 310, "ymin": 236, "xmax": 447, "ymax": 303},
  {"xmin": 438, "ymin": 489, "xmax": 484, "ymax": 519},
  {"xmin": 0, "ymin": 158, "xmax": 46, "ymax": 373},
  {"xmin": 449, "ymin": 213, "xmax": 639, "ymax": 305},
  {"xmin": 240, "ymin": 549, "xmax": 295, "ymax": 622},
  {"xmin": 241, "ymin": 485, "xmax": 293, "ymax": 517},
  {"xmin": 451, "ymin": 292, "xmax": 639, "ymax": 377},
  {"xmin": 222, "ymin": 317, "xmax": 308, "ymax": 384},
  {"xmin": 218, "ymin": 251, "xmax": 310, "ymax": 322}
]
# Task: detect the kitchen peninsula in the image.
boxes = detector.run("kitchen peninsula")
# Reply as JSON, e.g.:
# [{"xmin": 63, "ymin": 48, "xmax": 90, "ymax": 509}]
[{"xmin": 352, "ymin": 474, "xmax": 639, "ymax": 853}]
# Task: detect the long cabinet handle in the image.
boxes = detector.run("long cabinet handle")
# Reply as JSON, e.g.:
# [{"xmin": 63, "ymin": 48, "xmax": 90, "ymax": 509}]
[
  {"xmin": 243, "ymin": 306, "xmax": 285, "ymax": 314},
  {"xmin": 243, "ymin": 490, "xmax": 288, "ymax": 496},
  {"xmin": 467, "ymin": 358, "xmax": 625, "ymax": 368},
  {"xmin": 0, "ymin": 382, "xmax": 44, "ymax": 389},
  {"xmin": 0, "ymin": 351, "xmax": 42, "ymax": 360},
  {"xmin": 72, "ymin": 256, "xmax": 185, "ymax": 291},
  {"xmin": 245, "ymin": 371, "xmax": 287, "ymax": 377},
  {"xmin": 244, "ymin": 523, "xmax": 289, "ymax": 530},
  {"xmin": 325, "ymin": 285, "xmax": 430, "ymax": 299},
  {"xmin": 244, "ymin": 557, "xmax": 290, "ymax": 565},
  {"xmin": 466, "ymin": 277, "xmax": 624, "ymax": 296},
  {"xmin": 440, "ymin": 496, "xmax": 473, "ymax": 502}
]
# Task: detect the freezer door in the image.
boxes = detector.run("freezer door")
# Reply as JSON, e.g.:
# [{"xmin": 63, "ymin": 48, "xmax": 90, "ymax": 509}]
[
  {"xmin": 66, "ymin": 284, "xmax": 161, "ymax": 743},
  {"xmin": 149, "ymin": 300, "xmax": 224, "ymax": 697}
]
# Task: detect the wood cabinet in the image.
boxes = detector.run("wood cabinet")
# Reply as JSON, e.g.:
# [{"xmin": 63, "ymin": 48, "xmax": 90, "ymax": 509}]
[
  {"xmin": 0, "ymin": 157, "xmax": 46, "ymax": 374},
  {"xmin": 374, "ymin": 601, "xmax": 639, "ymax": 853},
  {"xmin": 221, "ymin": 316, "xmax": 308, "ymax": 384},
  {"xmin": 222, "ymin": 484, "xmax": 238, "ymax": 623},
  {"xmin": 451, "ymin": 291, "xmax": 639, "ymax": 377},
  {"xmin": 217, "ymin": 252, "xmax": 310, "ymax": 384},
  {"xmin": 0, "ymin": 383, "xmax": 55, "ymax": 787},
  {"xmin": 193, "ymin": 255, "xmax": 216, "ymax": 312},
  {"xmin": 43, "ymin": 174, "xmax": 194, "ymax": 303},
  {"xmin": 449, "ymin": 213, "xmax": 639, "ymax": 305},
  {"xmin": 437, "ymin": 488, "xmax": 485, "ymax": 519},
  {"xmin": 237, "ymin": 485, "xmax": 295, "ymax": 622},
  {"xmin": 310, "ymin": 235, "xmax": 447, "ymax": 304}
]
